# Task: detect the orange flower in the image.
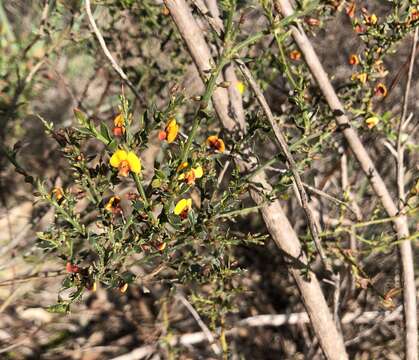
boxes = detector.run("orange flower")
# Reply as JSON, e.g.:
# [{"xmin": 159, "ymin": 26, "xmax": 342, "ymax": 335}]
[
  {"xmin": 119, "ymin": 283, "xmax": 129, "ymax": 293},
  {"xmin": 411, "ymin": 8, "xmax": 419, "ymax": 22},
  {"xmin": 178, "ymin": 165, "xmax": 204, "ymax": 185},
  {"xmin": 352, "ymin": 73, "xmax": 367, "ymax": 84},
  {"xmin": 105, "ymin": 196, "xmax": 122, "ymax": 215},
  {"xmin": 66, "ymin": 262, "xmax": 79, "ymax": 273},
  {"xmin": 110, "ymin": 150, "xmax": 141, "ymax": 177},
  {"xmin": 364, "ymin": 13, "xmax": 378, "ymax": 25},
  {"xmin": 346, "ymin": 2, "xmax": 356, "ymax": 18},
  {"xmin": 207, "ymin": 135, "xmax": 225, "ymax": 153},
  {"xmin": 159, "ymin": 118, "xmax": 179, "ymax": 143},
  {"xmin": 305, "ymin": 17, "xmax": 320, "ymax": 26},
  {"xmin": 365, "ymin": 116, "xmax": 379, "ymax": 129},
  {"xmin": 52, "ymin": 187, "xmax": 64, "ymax": 202},
  {"xmin": 155, "ymin": 241, "xmax": 167, "ymax": 251},
  {"xmin": 112, "ymin": 114, "xmax": 125, "ymax": 137},
  {"xmin": 354, "ymin": 24, "xmax": 364, "ymax": 33},
  {"xmin": 289, "ymin": 50, "xmax": 301, "ymax": 61},
  {"xmin": 174, "ymin": 198, "xmax": 192, "ymax": 219},
  {"xmin": 374, "ymin": 83, "xmax": 387, "ymax": 97},
  {"xmin": 349, "ymin": 54, "xmax": 359, "ymax": 65}
]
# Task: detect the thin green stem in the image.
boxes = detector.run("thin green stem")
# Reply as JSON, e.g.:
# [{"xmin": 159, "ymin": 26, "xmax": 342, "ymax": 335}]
[{"xmin": 132, "ymin": 172, "xmax": 157, "ymax": 224}]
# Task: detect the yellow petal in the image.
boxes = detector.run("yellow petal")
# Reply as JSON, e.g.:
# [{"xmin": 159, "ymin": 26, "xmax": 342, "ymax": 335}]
[
  {"xmin": 166, "ymin": 119, "xmax": 179, "ymax": 144},
  {"xmin": 365, "ymin": 116, "xmax": 379, "ymax": 129},
  {"xmin": 110, "ymin": 150, "xmax": 128, "ymax": 168},
  {"xmin": 178, "ymin": 173, "xmax": 186, "ymax": 180},
  {"xmin": 127, "ymin": 152, "xmax": 141, "ymax": 173},
  {"xmin": 113, "ymin": 113, "xmax": 124, "ymax": 127},
  {"xmin": 236, "ymin": 81, "xmax": 245, "ymax": 95},
  {"xmin": 174, "ymin": 198, "xmax": 191, "ymax": 215},
  {"xmin": 193, "ymin": 165, "xmax": 203, "ymax": 178}
]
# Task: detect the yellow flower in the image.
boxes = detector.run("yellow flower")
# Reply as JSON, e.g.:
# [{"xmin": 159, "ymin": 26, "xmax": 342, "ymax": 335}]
[
  {"xmin": 365, "ymin": 13, "xmax": 378, "ymax": 25},
  {"xmin": 365, "ymin": 116, "xmax": 379, "ymax": 129},
  {"xmin": 352, "ymin": 72, "xmax": 367, "ymax": 84},
  {"xmin": 110, "ymin": 149, "xmax": 141, "ymax": 177},
  {"xmin": 159, "ymin": 118, "xmax": 179, "ymax": 143},
  {"xmin": 374, "ymin": 83, "xmax": 387, "ymax": 97},
  {"xmin": 177, "ymin": 161, "xmax": 189, "ymax": 171},
  {"xmin": 178, "ymin": 165, "xmax": 204, "ymax": 184},
  {"xmin": 207, "ymin": 135, "xmax": 225, "ymax": 153},
  {"xmin": 236, "ymin": 81, "xmax": 245, "ymax": 95},
  {"xmin": 174, "ymin": 198, "xmax": 192, "ymax": 219},
  {"xmin": 119, "ymin": 283, "xmax": 128, "ymax": 293},
  {"xmin": 105, "ymin": 196, "xmax": 122, "ymax": 214},
  {"xmin": 112, "ymin": 114, "xmax": 125, "ymax": 137},
  {"xmin": 52, "ymin": 187, "xmax": 64, "ymax": 202},
  {"xmin": 349, "ymin": 54, "xmax": 359, "ymax": 65}
]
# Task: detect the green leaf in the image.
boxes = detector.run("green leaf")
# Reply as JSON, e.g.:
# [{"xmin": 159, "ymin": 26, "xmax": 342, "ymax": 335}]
[
  {"xmin": 100, "ymin": 122, "xmax": 112, "ymax": 143},
  {"xmin": 74, "ymin": 108, "xmax": 88, "ymax": 125}
]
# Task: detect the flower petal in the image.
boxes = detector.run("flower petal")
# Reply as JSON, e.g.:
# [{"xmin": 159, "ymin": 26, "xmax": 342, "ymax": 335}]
[
  {"xmin": 193, "ymin": 165, "xmax": 203, "ymax": 178},
  {"xmin": 174, "ymin": 198, "xmax": 191, "ymax": 215},
  {"xmin": 127, "ymin": 152, "xmax": 141, "ymax": 173},
  {"xmin": 110, "ymin": 150, "xmax": 128, "ymax": 168},
  {"xmin": 166, "ymin": 119, "xmax": 179, "ymax": 143}
]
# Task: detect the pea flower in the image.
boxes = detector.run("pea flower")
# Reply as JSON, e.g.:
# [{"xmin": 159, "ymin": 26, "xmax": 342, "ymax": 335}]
[
  {"xmin": 119, "ymin": 283, "xmax": 128, "ymax": 293},
  {"xmin": 155, "ymin": 241, "xmax": 167, "ymax": 251},
  {"xmin": 289, "ymin": 50, "xmax": 301, "ymax": 60},
  {"xmin": 236, "ymin": 81, "xmax": 246, "ymax": 95},
  {"xmin": 112, "ymin": 114, "xmax": 125, "ymax": 137},
  {"xmin": 352, "ymin": 73, "xmax": 367, "ymax": 84},
  {"xmin": 374, "ymin": 83, "xmax": 387, "ymax": 97},
  {"xmin": 110, "ymin": 149, "xmax": 141, "ymax": 177},
  {"xmin": 177, "ymin": 161, "xmax": 189, "ymax": 171},
  {"xmin": 174, "ymin": 198, "xmax": 192, "ymax": 219},
  {"xmin": 105, "ymin": 196, "xmax": 122, "ymax": 214},
  {"xmin": 364, "ymin": 13, "xmax": 378, "ymax": 25},
  {"xmin": 349, "ymin": 54, "xmax": 359, "ymax": 65},
  {"xmin": 178, "ymin": 165, "xmax": 204, "ymax": 185},
  {"xmin": 52, "ymin": 187, "xmax": 64, "ymax": 202},
  {"xmin": 207, "ymin": 135, "xmax": 225, "ymax": 153},
  {"xmin": 66, "ymin": 262, "xmax": 79, "ymax": 273},
  {"xmin": 410, "ymin": 8, "xmax": 419, "ymax": 23},
  {"xmin": 159, "ymin": 118, "xmax": 179, "ymax": 143},
  {"xmin": 365, "ymin": 116, "xmax": 379, "ymax": 129},
  {"xmin": 346, "ymin": 2, "xmax": 356, "ymax": 18}
]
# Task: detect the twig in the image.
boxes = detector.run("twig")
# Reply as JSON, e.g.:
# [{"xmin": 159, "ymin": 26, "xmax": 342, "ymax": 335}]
[
  {"xmin": 345, "ymin": 306, "xmax": 403, "ymax": 346},
  {"xmin": 176, "ymin": 294, "xmax": 221, "ymax": 355},
  {"xmin": 85, "ymin": 0, "xmax": 143, "ymax": 102},
  {"xmin": 275, "ymin": 1, "xmax": 417, "ymax": 358},
  {"xmin": 396, "ymin": 28, "xmax": 417, "ymax": 209},
  {"xmin": 236, "ymin": 60, "xmax": 330, "ymax": 272},
  {"xmin": 302, "ymin": 182, "xmax": 359, "ymax": 216},
  {"xmin": 110, "ymin": 308, "xmax": 402, "ymax": 360}
]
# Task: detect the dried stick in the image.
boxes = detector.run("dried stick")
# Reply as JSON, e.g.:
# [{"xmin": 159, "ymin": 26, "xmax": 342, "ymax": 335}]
[
  {"xmin": 85, "ymin": 0, "xmax": 142, "ymax": 102},
  {"xmin": 110, "ymin": 308, "xmax": 402, "ymax": 360},
  {"xmin": 162, "ymin": 1, "xmax": 347, "ymax": 358},
  {"xmin": 396, "ymin": 28, "xmax": 417, "ymax": 209},
  {"xmin": 176, "ymin": 294, "xmax": 221, "ymax": 355},
  {"xmin": 237, "ymin": 60, "xmax": 329, "ymax": 270},
  {"xmin": 276, "ymin": 1, "xmax": 417, "ymax": 358}
]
